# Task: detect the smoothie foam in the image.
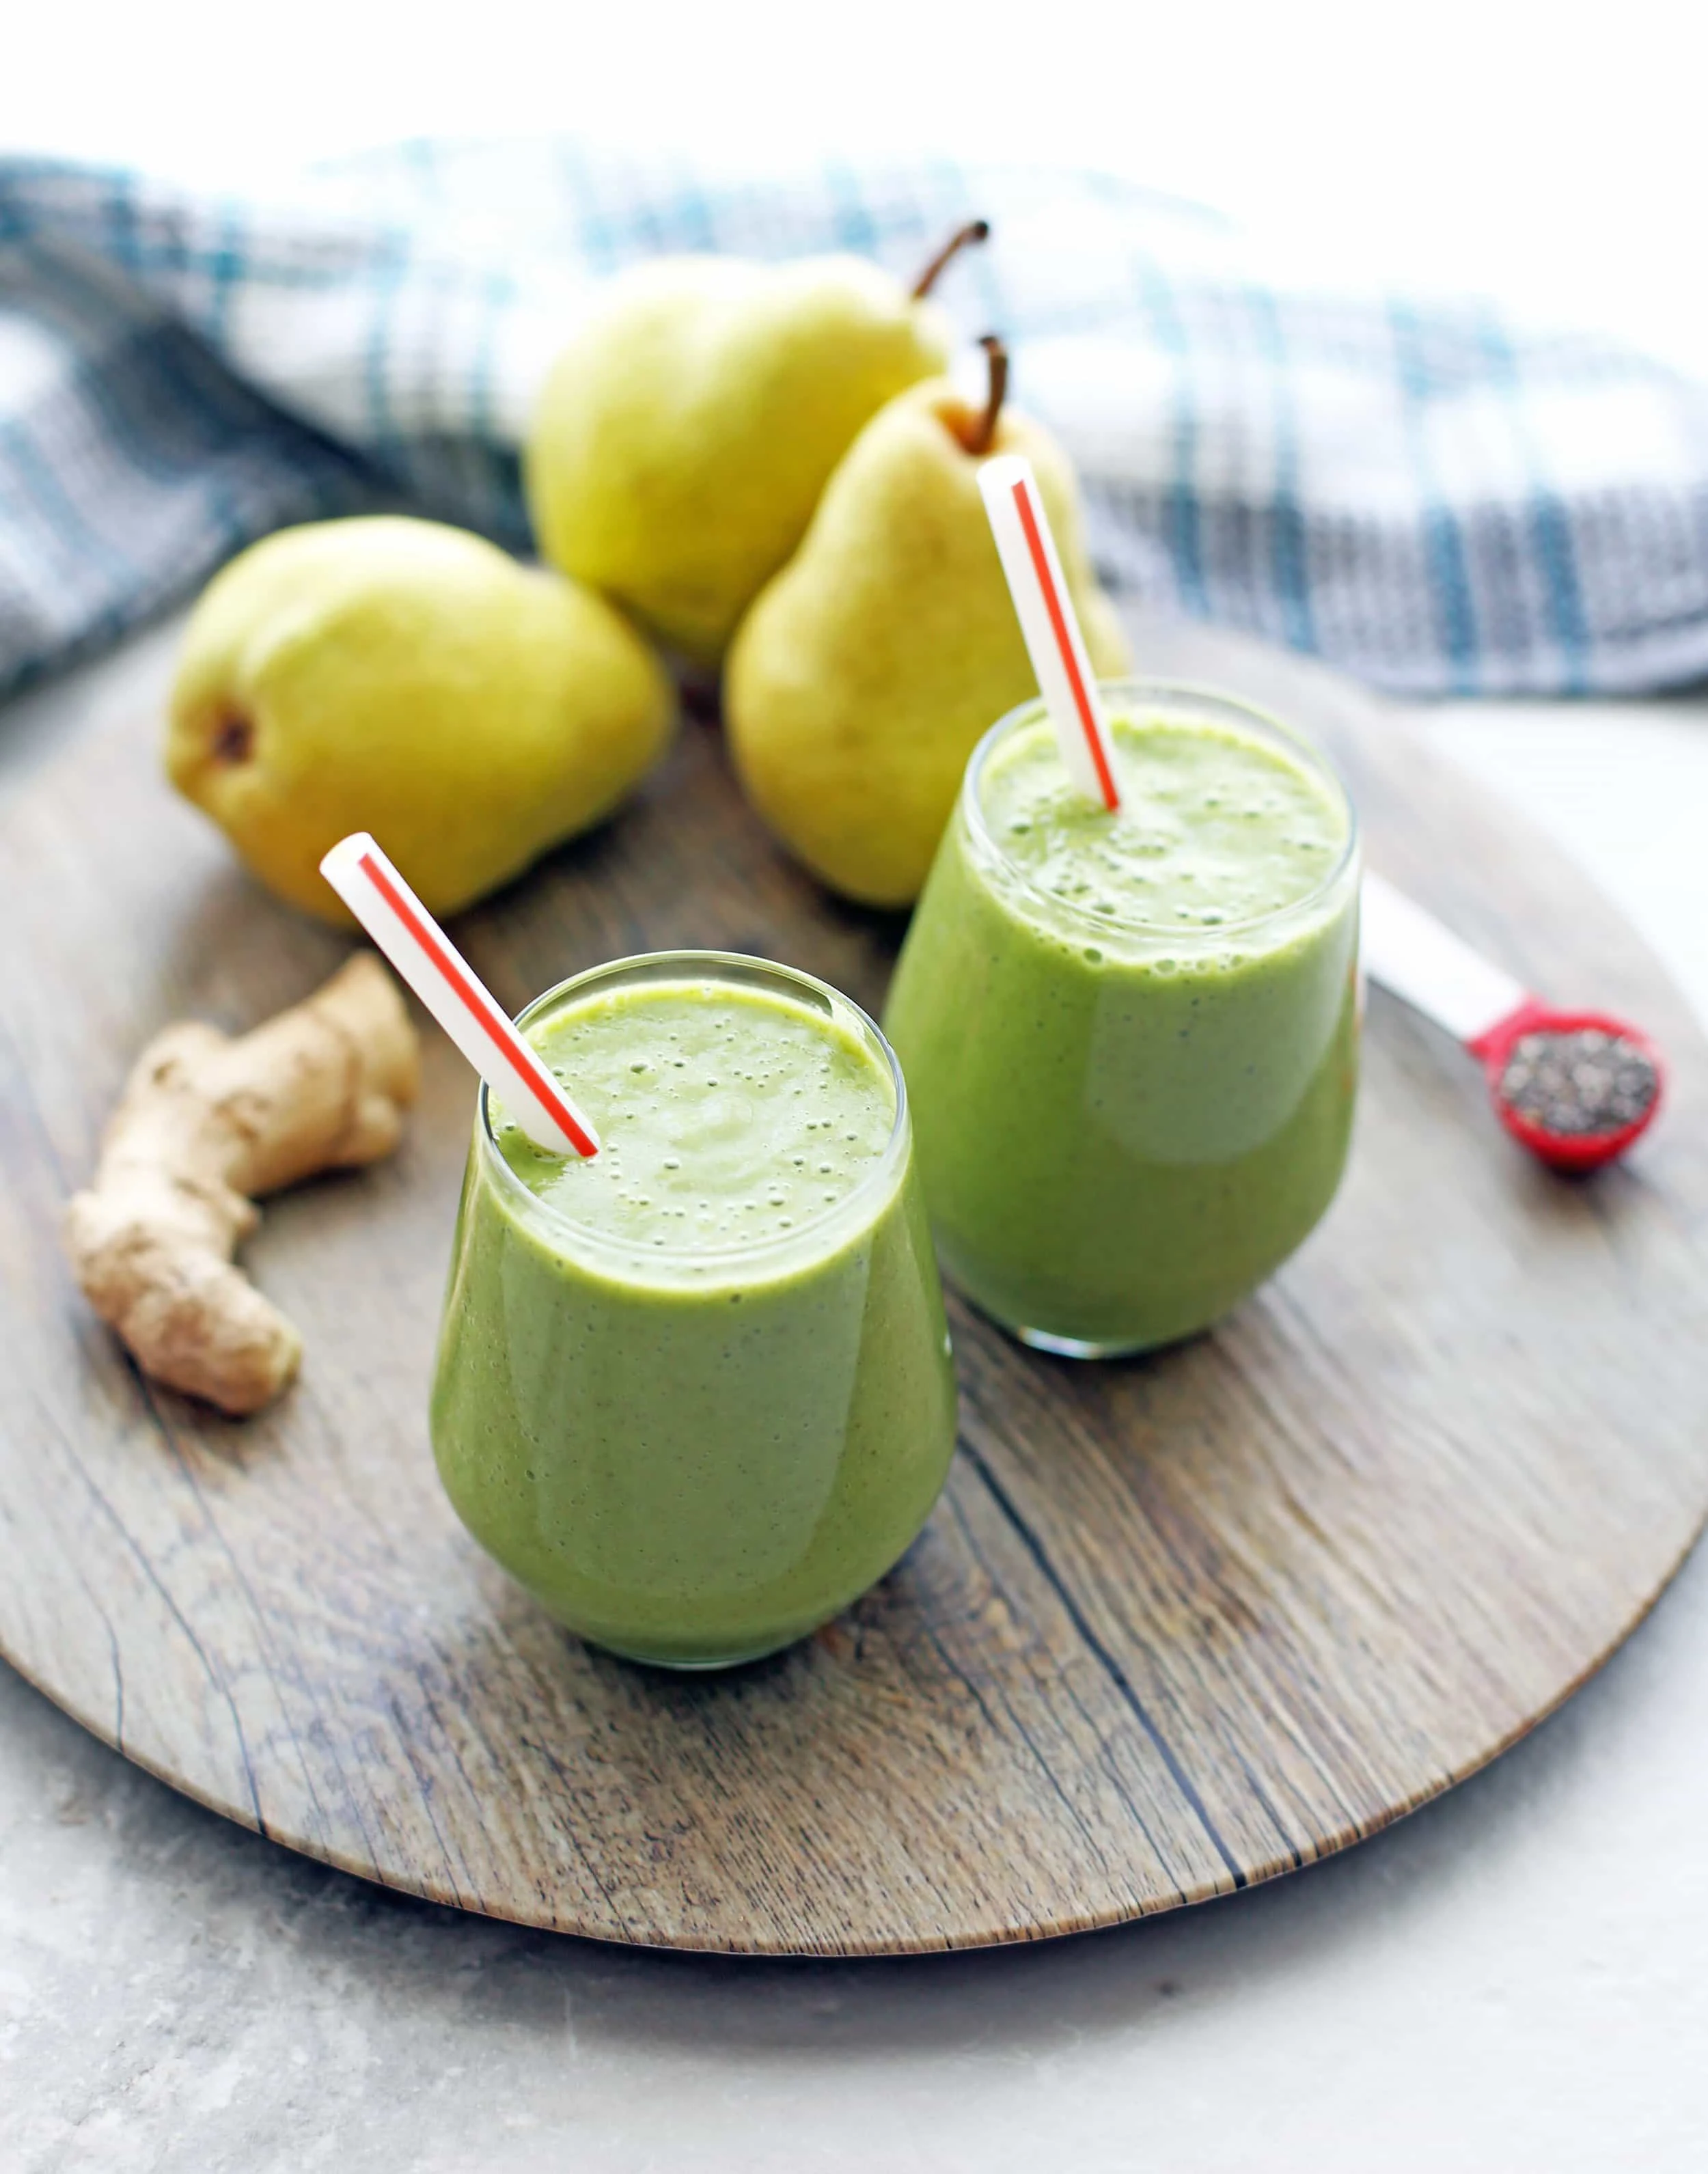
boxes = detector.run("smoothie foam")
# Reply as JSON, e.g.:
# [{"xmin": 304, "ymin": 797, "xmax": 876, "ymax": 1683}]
[
  {"xmin": 982, "ymin": 711, "xmax": 1346, "ymax": 939},
  {"xmin": 491, "ymin": 983, "xmax": 898, "ymax": 1261}
]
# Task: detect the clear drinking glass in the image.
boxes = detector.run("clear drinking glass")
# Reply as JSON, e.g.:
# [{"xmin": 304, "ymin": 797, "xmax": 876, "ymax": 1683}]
[
  {"xmin": 883, "ymin": 680, "xmax": 1362, "ymax": 1358},
  {"xmin": 430, "ymin": 952, "xmax": 958, "ymax": 1668}
]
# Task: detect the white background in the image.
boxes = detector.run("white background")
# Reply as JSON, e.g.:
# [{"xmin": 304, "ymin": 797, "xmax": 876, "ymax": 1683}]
[{"xmin": 4, "ymin": 0, "xmax": 1707, "ymax": 370}]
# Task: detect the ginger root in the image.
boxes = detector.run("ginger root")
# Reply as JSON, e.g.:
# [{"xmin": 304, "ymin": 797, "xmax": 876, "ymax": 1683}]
[{"xmin": 65, "ymin": 953, "xmax": 420, "ymax": 1416}]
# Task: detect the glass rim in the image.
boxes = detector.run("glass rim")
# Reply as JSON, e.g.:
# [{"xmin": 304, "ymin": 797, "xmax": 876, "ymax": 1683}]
[
  {"xmin": 961, "ymin": 676, "xmax": 1361, "ymax": 945},
  {"xmin": 475, "ymin": 948, "xmax": 911, "ymax": 1274}
]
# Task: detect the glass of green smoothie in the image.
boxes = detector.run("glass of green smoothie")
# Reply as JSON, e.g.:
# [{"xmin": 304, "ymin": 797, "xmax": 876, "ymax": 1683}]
[
  {"xmin": 883, "ymin": 680, "xmax": 1361, "ymax": 1358},
  {"xmin": 430, "ymin": 952, "xmax": 959, "ymax": 1669}
]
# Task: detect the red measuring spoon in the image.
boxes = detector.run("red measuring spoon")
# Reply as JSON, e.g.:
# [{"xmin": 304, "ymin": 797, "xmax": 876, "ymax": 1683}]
[{"xmin": 1361, "ymin": 875, "xmax": 1665, "ymax": 1173}]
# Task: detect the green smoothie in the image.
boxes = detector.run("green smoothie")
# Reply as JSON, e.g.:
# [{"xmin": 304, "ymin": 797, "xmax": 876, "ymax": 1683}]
[
  {"xmin": 430, "ymin": 954, "xmax": 957, "ymax": 1668},
  {"xmin": 883, "ymin": 682, "xmax": 1360, "ymax": 1355}
]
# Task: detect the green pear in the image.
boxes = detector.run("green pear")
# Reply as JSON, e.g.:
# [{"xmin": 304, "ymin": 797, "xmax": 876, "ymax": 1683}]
[
  {"xmin": 525, "ymin": 223, "xmax": 989, "ymax": 672},
  {"xmin": 166, "ymin": 517, "xmax": 675, "ymax": 924},
  {"xmin": 725, "ymin": 344, "xmax": 1131, "ymax": 907}
]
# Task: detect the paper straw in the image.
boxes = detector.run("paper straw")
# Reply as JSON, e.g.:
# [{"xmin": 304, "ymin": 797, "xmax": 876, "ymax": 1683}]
[
  {"xmin": 978, "ymin": 454, "xmax": 1122, "ymax": 812},
  {"xmin": 319, "ymin": 834, "xmax": 599, "ymax": 1158}
]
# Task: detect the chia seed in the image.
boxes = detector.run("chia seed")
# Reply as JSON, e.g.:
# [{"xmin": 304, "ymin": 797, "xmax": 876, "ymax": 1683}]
[{"xmin": 1497, "ymin": 1028, "xmax": 1658, "ymax": 1138}]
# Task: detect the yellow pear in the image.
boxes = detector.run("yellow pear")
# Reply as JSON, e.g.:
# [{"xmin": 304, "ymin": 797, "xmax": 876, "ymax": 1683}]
[
  {"xmin": 726, "ymin": 344, "xmax": 1131, "ymax": 907},
  {"xmin": 525, "ymin": 224, "xmax": 989, "ymax": 672},
  {"xmin": 166, "ymin": 517, "xmax": 674, "ymax": 924}
]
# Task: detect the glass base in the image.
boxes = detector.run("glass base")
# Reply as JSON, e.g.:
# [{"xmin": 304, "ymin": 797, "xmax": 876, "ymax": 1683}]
[
  {"xmin": 593, "ymin": 1635, "xmax": 799, "ymax": 1673},
  {"xmin": 1013, "ymin": 1322, "xmax": 1160, "ymax": 1362},
  {"xmin": 936, "ymin": 1257, "xmax": 1190, "ymax": 1362}
]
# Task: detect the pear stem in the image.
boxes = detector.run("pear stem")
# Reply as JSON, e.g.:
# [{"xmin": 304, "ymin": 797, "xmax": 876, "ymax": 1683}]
[
  {"xmin": 965, "ymin": 334, "xmax": 1009, "ymax": 457},
  {"xmin": 910, "ymin": 219, "xmax": 991, "ymax": 301},
  {"xmin": 210, "ymin": 711, "xmax": 255, "ymax": 766}
]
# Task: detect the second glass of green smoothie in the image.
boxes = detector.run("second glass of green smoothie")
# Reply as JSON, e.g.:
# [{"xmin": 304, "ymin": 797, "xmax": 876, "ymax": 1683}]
[
  {"xmin": 883, "ymin": 679, "xmax": 1361, "ymax": 1358},
  {"xmin": 431, "ymin": 952, "xmax": 957, "ymax": 1668}
]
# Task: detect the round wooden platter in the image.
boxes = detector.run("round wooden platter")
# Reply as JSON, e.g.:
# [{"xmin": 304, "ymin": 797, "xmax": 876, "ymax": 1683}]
[{"xmin": 2, "ymin": 615, "xmax": 1705, "ymax": 1959}]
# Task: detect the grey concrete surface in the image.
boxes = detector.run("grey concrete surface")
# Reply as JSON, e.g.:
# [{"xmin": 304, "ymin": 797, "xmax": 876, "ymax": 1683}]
[{"xmin": 3, "ymin": 624, "xmax": 1707, "ymax": 2171}]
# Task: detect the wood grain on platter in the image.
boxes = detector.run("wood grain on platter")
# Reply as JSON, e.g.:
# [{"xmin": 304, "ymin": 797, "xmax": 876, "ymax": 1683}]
[{"xmin": 1, "ymin": 615, "xmax": 1705, "ymax": 1957}]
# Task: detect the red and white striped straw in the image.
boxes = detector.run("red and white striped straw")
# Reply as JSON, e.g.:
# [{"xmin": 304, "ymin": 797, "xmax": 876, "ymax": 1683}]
[
  {"xmin": 320, "ymin": 834, "xmax": 599, "ymax": 1159},
  {"xmin": 978, "ymin": 454, "xmax": 1122, "ymax": 812}
]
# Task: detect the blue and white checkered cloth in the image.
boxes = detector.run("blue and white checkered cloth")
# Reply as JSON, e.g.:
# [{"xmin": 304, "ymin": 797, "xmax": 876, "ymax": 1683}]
[{"xmin": 5, "ymin": 140, "xmax": 1708, "ymax": 704}]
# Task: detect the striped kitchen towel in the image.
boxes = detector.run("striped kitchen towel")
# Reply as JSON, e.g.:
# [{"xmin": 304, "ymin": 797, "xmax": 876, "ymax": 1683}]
[{"xmin": 3, "ymin": 139, "xmax": 1707, "ymax": 703}]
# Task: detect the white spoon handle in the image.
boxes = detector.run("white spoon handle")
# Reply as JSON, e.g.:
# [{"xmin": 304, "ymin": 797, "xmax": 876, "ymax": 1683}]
[{"xmin": 1360, "ymin": 872, "xmax": 1530, "ymax": 1047}]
